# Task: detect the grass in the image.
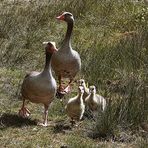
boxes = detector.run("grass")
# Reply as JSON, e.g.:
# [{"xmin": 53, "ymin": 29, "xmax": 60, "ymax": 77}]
[{"xmin": 0, "ymin": 0, "xmax": 148, "ymax": 147}]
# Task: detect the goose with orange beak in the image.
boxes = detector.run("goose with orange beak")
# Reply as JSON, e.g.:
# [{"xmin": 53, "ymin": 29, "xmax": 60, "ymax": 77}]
[{"xmin": 51, "ymin": 12, "xmax": 81, "ymax": 97}]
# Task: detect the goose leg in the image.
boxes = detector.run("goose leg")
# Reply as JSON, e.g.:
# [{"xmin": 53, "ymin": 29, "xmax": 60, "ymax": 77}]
[
  {"xmin": 58, "ymin": 75, "xmax": 63, "ymax": 90},
  {"xmin": 56, "ymin": 75, "xmax": 67, "ymax": 98},
  {"xmin": 38, "ymin": 104, "xmax": 49, "ymax": 127},
  {"xmin": 57, "ymin": 75, "xmax": 65, "ymax": 92},
  {"xmin": 18, "ymin": 99, "xmax": 30, "ymax": 118},
  {"xmin": 57, "ymin": 76, "xmax": 72, "ymax": 97}
]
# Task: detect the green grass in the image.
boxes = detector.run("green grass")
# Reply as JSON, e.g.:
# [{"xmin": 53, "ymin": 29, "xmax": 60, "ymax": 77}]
[{"xmin": 0, "ymin": 0, "xmax": 148, "ymax": 147}]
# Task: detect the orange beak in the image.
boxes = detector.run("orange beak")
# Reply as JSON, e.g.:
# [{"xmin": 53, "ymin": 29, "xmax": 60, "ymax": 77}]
[
  {"xmin": 51, "ymin": 47, "xmax": 58, "ymax": 53},
  {"xmin": 56, "ymin": 14, "xmax": 65, "ymax": 20},
  {"xmin": 54, "ymin": 48, "xmax": 58, "ymax": 51}
]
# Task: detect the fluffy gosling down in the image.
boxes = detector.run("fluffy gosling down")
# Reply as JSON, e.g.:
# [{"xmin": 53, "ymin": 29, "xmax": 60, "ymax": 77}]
[
  {"xmin": 78, "ymin": 79, "xmax": 89, "ymax": 102},
  {"xmin": 85, "ymin": 86, "xmax": 106, "ymax": 112},
  {"xmin": 65, "ymin": 86, "xmax": 85, "ymax": 125}
]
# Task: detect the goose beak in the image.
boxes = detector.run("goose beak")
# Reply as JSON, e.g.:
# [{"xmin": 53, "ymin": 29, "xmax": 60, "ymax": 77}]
[
  {"xmin": 56, "ymin": 14, "xmax": 65, "ymax": 20},
  {"xmin": 54, "ymin": 47, "xmax": 58, "ymax": 51},
  {"xmin": 50, "ymin": 42, "xmax": 56, "ymax": 47},
  {"xmin": 50, "ymin": 42, "xmax": 58, "ymax": 51}
]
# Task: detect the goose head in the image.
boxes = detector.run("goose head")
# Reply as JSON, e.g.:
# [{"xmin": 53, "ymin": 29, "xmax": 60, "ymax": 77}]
[
  {"xmin": 89, "ymin": 86, "xmax": 96, "ymax": 94},
  {"xmin": 43, "ymin": 41, "xmax": 58, "ymax": 54},
  {"xmin": 56, "ymin": 12, "xmax": 74, "ymax": 23},
  {"xmin": 78, "ymin": 86, "xmax": 84, "ymax": 94}
]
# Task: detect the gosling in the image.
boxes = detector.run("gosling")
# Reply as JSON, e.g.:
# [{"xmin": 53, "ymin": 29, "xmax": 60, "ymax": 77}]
[
  {"xmin": 65, "ymin": 86, "xmax": 85, "ymax": 125},
  {"xmin": 85, "ymin": 86, "xmax": 106, "ymax": 112}
]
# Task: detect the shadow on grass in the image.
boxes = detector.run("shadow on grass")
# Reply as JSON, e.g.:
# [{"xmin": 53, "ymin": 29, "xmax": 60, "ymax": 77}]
[
  {"xmin": 0, "ymin": 113, "xmax": 37, "ymax": 129},
  {"xmin": 53, "ymin": 120, "xmax": 72, "ymax": 134}
]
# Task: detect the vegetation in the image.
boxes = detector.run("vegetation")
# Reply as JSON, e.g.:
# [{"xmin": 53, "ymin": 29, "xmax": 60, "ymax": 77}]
[{"xmin": 0, "ymin": 0, "xmax": 147, "ymax": 147}]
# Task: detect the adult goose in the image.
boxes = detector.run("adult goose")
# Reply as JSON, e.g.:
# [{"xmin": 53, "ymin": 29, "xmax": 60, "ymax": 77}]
[
  {"xmin": 78, "ymin": 79, "xmax": 89, "ymax": 102},
  {"xmin": 85, "ymin": 86, "xmax": 106, "ymax": 112},
  {"xmin": 19, "ymin": 42, "xmax": 57, "ymax": 126},
  {"xmin": 65, "ymin": 86, "xmax": 85, "ymax": 125},
  {"xmin": 51, "ymin": 12, "xmax": 81, "ymax": 95}
]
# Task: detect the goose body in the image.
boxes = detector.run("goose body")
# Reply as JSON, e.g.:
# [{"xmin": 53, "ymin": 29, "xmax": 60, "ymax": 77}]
[
  {"xmin": 51, "ymin": 12, "xmax": 81, "ymax": 94},
  {"xmin": 85, "ymin": 86, "xmax": 106, "ymax": 112},
  {"xmin": 65, "ymin": 86, "xmax": 85, "ymax": 121},
  {"xmin": 52, "ymin": 49, "xmax": 81, "ymax": 80},
  {"xmin": 22, "ymin": 71, "xmax": 56, "ymax": 104},
  {"xmin": 19, "ymin": 42, "xmax": 57, "ymax": 126}
]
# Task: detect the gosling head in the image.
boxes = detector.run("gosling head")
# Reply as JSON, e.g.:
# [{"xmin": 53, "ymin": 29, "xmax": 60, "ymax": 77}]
[
  {"xmin": 56, "ymin": 12, "xmax": 74, "ymax": 22},
  {"xmin": 78, "ymin": 86, "xmax": 84, "ymax": 94},
  {"xmin": 43, "ymin": 41, "xmax": 58, "ymax": 54},
  {"xmin": 89, "ymin": 86, "xmax": 96, "ymax": 94},
  {"xmin": 78, "ymin": 79, "xmax": 86, "ymax": 87}
]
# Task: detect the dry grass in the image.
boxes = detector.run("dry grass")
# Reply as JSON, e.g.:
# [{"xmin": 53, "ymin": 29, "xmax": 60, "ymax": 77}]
[{"xmin": 0, "ymin": 0, "xmax": 148, "ymax": 147}]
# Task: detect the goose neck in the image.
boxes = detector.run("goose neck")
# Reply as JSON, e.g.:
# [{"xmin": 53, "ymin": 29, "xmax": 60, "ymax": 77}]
[
  {"xmin": 78, "ymin": 93, "xmax": 83, "ymax": 102},
  {"xmin": 63, "ymin": 21, "xmax": 73, "ymax": 46},
  {"xmin": 90, "ymin": 93, "xmax": 96, "ymax": 99},
  {"xmin": 43, "ymin": 52, "xmax": 52, "ymax": 74},
  {"xmin": 84, "ymin": 85, "xmax": 89, "ymax": 92}
]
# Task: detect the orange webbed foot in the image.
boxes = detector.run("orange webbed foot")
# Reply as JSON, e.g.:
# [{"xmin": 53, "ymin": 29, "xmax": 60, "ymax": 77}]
[
  {"xmin": 63, "ymin": 85, "xmax": 71, "ymax": 93},
  {"xmin": 18, "ymin": 107, "xmax": 30, "ymax": 118}
]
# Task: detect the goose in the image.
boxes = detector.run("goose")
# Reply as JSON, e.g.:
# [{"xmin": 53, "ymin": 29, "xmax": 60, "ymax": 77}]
[
  {"xmin": 19, "ymin": 41, "xmax": 57, "ymax": 126},
  {"xmin": 51, "ymin": 12, "xmax": 81, "ymax": 95},
  {"xmin": 78, "ymin": 79, "xmax": 89, "ymax": 102},
  {"xmin": 65, "ymin": 86, "xmax": 85, "ymax": 125},
  {"xmin": 85, "ymin": 86, "xmax": 106, "ymax": 112}
]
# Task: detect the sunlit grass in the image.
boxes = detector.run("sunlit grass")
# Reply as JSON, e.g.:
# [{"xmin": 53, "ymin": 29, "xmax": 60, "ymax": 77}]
[{"xmin": 0, "ymin": 0, "xmax": 147, "ymax": 147}]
